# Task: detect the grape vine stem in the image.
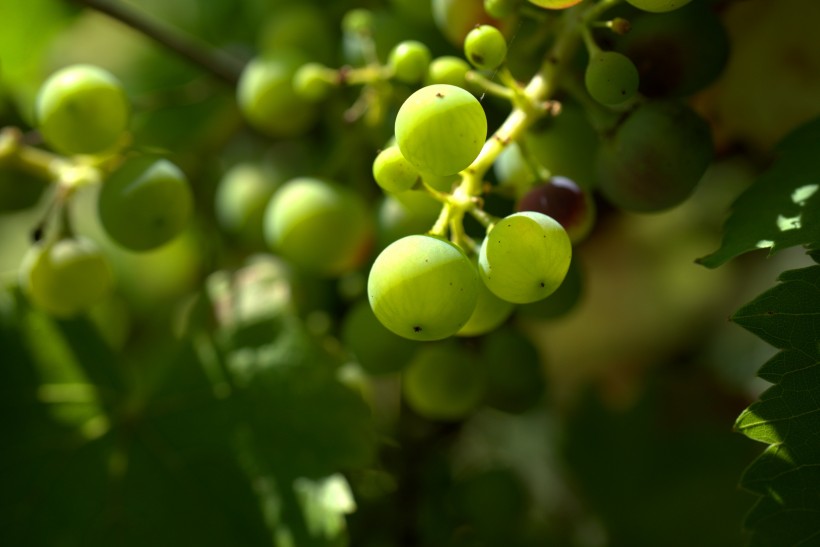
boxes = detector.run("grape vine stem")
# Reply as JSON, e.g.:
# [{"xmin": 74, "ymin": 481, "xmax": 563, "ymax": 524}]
[
  {"xmin": 65, "ymin": 0, "xmax": 245, "ymax": 86},
  {"xmin": 447, "ymin": 0, "xmax": 622, "ymax": 242}
]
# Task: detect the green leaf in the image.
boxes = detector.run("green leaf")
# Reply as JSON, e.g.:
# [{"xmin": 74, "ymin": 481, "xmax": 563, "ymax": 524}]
[
  {"xmin": 698, "ymin": 117, "xmax": 820, "ymax": 268},
  {"xmin": 732, "ymin": 263, "xmax": 820, "ymax": 546}
]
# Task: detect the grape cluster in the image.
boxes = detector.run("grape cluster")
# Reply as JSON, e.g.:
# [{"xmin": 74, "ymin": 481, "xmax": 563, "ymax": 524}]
[
  {"xmin": 0, "ymin": 0, "xmax": 731, "ymax": 543},
  {"xmin": 11, "ymin": 64, "xmax": 194, "ymax": 317},
  {"xmin": 3, "ymin": 0, "xmax": 719, "ymax": 429}
]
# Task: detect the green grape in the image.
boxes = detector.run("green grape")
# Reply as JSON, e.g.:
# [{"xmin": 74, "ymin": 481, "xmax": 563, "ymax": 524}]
[
  {"xmin": 0, "ymin": 167, "xmax": 49, "ymax": 213},
  {"xmin": 424, "ymin": 56, "xmax": 471, "ymax": 87},
  {"xmin": 341, "ymin": 299, "xmax": 418, "ymax": 375},
  {"xmin": 403, "ymin": 340, "xmax": 486, "ymax": 420},
  {"xmin": 432, "ymin": 0, "xmax": 498, "ymax": 47},
  {"xmin": 617, "ymin": 2, "xmax": 729, "ymax": 98},
  {"xmin": 258, "ymin": 4, "xmax": 334, "ymax": 64},
  {"xmin": 494, "ymin": 142, "xmax": 537, "ymax": 195},
  {"xmin": 585, "ymin": 51, "xmax": 640, "ymax": 106},
  {"xmin": 214, "ymin": 162, "xmax": 280, "ymax": 246},
  {"xmin": 626, "ymin": 0, "xmax": 692, "ymax": 13},
  {"xmin": 376, "ymin": 192, "xmax": 441, "ymax": 250},
  {"xmin": 368, "ymin": 235, "xmax": 479, "ymax": 341},
  {"xmin": 457, "ymin": 257, "xmax": 514, "ymax": 337},
  {"xmin": 19, "ymin": 237, "xmax": 113, "ymax": 317},
  {"xmin": 482, "ymin": 326, "xmax": 545, "ymax": 413},
  {"xmin": 522, "ymin": 101, "xmax": 599, "ymax": 190},
  {"xmin": 292, "ymin": 62, "xmax": 334, "ymax": 102},
  {"xmin": 388, "ymin": 40, "xmax": 432, "ymax": 84},
  {"xmin": 35, "ymin": 64, "xmax": 129, "ymax": 156},
  {"xmin": 464, "ymin": 25, "xmax": 507, "ymax": 71},
  {"xmin": 595, "ymin": 100, "xmax": 713, "ymax": 212},
  {"xmin": 342, "ymin": 8, "xmax": 375, "ymax": 35},
  {"xmin": 372, "ymin": 146, "xmax": 420, "ymax": 193},
  {"xmin": 518, "ymin": 253, "xmax": 583, "ymax": 319},
  {"xmin": 527, "ymin": 0, "xmax": 583, "ymax": 8},
  {"xmin": 395, "ymin": 84, "xmax": 487, "ymax": 177},
  {"xmin": 484, "ymin": 0, "xmax": 521, "ymax": 18},
  {"xmin": 237, "ymin": 52, "xmax": 317, "ymax": 138},
  {"xmin": 98, "ymin": 156, "xmax": 193, "ymax": 252},
  {"xmin": 264, "ymin": 177, "xmax": 372, "ymax": 276},
  {"xmin": 479, "ymin": 212, "xmax": 571, "ymax": 304}
]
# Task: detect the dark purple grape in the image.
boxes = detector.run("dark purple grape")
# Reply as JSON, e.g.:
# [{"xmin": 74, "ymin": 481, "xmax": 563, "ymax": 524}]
[{"xmin": 515, "ymin": 176, "xmax": 595, "ymax": 243}]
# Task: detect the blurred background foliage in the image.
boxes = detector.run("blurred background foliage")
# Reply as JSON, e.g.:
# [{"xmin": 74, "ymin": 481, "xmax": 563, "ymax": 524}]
[{"xmin": 1, "ymin": 0, "xmax": 819, "ymax": 545}]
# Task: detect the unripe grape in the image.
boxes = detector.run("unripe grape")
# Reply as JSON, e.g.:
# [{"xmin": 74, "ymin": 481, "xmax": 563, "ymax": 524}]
[
  {"xmin": 479, "ymin": 212, "xmax": 572, "ymax": 304},
  {"xmin": 516, "ymin": 176, "xmax": 596, "ymax": 244},
  {"xmin": 264, "ymin": 177, "xmax": 372, "ymax": 276},
  {"xmin": 585, "ymin": 51, "xmax": 640, "ymax": 106},
  {"xmin": 20, "ymin": 237, "xmax": 113, "ymax": 317},
  {"xmin": 342, "ymin": 8, "xmax": 375, "ymax": 35},
  {"xmin": 626, "ymin": 0, "xmax": 692, "ymax": 13},
  {"xmin": 341, "ymin": 299, "xmax": 418, "ymax": 375},
  {"xmin": 464, "ymin": 25, "xmax": 507, "ymax": 71},
  {"xmin": 35, "ymin": 64, "xmax": 129, "ymax": 156},
  {"xmin": 214, "ymin": 162, "xmax": 280, "ymax": 246},
  {"xmin": 372, "ymin": 146, "xmax": 420, "ymax": 193},
  {"xmin": 395, "ymin": 84, "xmax": 487, "ymax": 176},
  {"xmin": 595, "ymin": 101, "xmax": 713, "ymax": 212},
  {"xmin": 432, "ymin": 0, "xmax": 498, "ymax": 47},
  {"xmin": 425, "ymin": 56, "xmax": 472, "ymax": 87},
  {"xmin": 518, "ymin": 253, "xmax": 583, "ymax": 319},
  {"xmin": 237, "ymin": 52, "xmax": 317, "ymax": 138},
  {"xmin": 98, "ymin": 156, "xmax": 193, "ymax": 252},
  {"xmin": 494, "ymin": 142, "xmax": 537, "ymax": 195},
  {"xmin": 403, "ymin": 340, "xmax": 486, "ymax": 420},
  {"xmin": 457, "ymin": 258, "xmax": 515, "ymax": 336},
  {"xmin": 526, "ymin": 0, "xmax": 583, "ymax": 8},
  {"xmin": 388, "ymin": 40, "xmax": 432, "ymax": 84},
  {"xmin": 376, "ymin": 192, "xmax": 441, "ymax": 250},
  {"xmin": 293, "ymin": 63, "xmax": 334, "ymax": 102},
  {"xmin": 258, "ymin": 4, "xmax": 334, "ymax": 64},
  {"xmin": 368, "ymin": 235, "xmax": 479, "ymax": 341}
]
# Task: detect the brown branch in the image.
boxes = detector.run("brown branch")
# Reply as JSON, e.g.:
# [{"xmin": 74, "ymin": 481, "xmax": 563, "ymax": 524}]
[{"xmin": 67, "ymin": 0, "xmax": 245, "ymax": 87}]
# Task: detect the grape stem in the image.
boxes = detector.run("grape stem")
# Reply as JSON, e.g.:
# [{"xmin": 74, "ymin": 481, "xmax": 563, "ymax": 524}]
[
  {"xmin": 436, "ymin": 0, "xmax": 622, "ymax": 244},
  {"xmin": 65, "ymin": 0, "xmax": 245, "ymax": 86}
]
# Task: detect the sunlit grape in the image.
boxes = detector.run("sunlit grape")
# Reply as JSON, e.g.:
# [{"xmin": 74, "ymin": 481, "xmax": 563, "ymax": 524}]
[
  {"xmin": 368, "ymin": 235, "xmax": 479, "ymax": 341},
  {"xmin": 479, "ymin": 212, "xmax": 572, "ymax": 304},
  {"xmin": 395, "ymin": 84, "xmax": 487, "ymax": 176},
  {"xmin": 464, "ymin": 25, "xmax": 507, "ymax": 71}
]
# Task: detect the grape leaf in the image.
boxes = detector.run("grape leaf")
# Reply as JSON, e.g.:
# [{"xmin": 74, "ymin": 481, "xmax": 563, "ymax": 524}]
[
  {"xmin": 732, "ymin": 262, "xmax": 820, "ymax": 547},
  {"xmin": 0, "ymin": 293, "xmax": 272, "ymax": 547},
  {"xmin": 697, "ymin": 116, "xmax": 820, "ymax": 268}
]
